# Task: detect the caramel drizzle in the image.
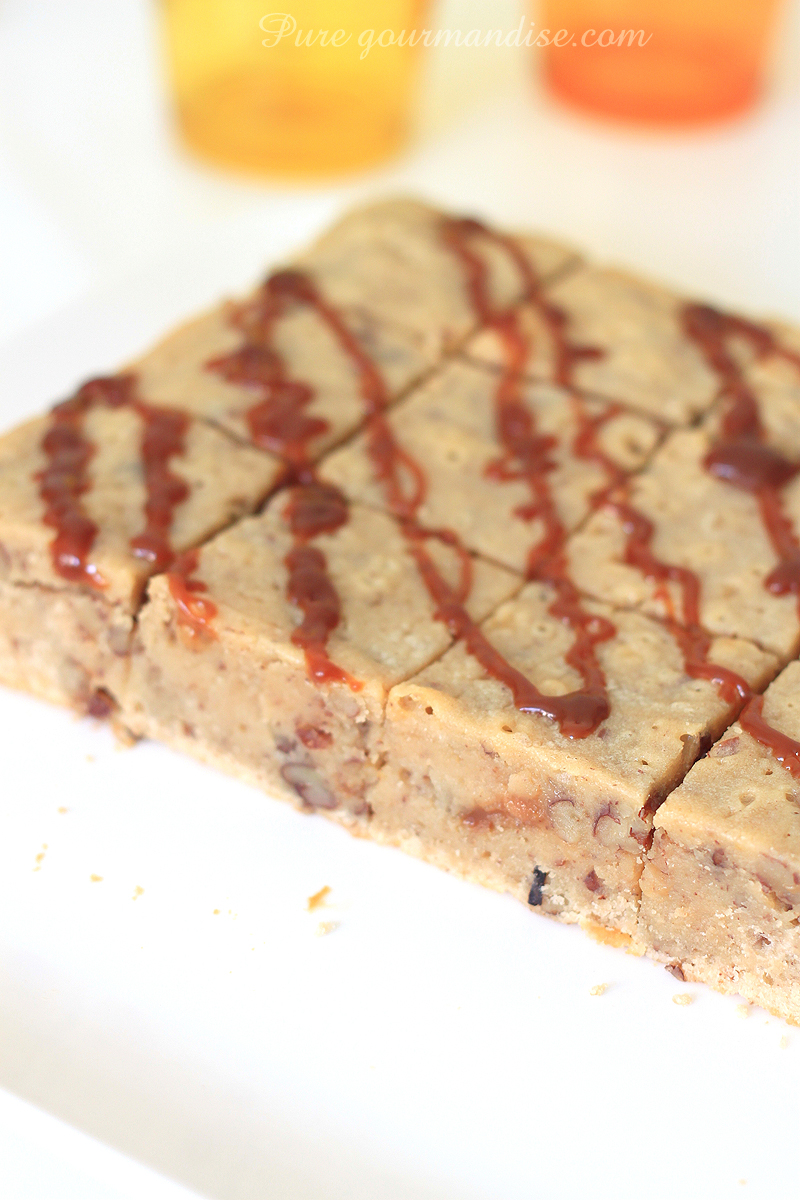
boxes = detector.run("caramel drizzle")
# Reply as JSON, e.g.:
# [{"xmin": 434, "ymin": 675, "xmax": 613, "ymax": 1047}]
[
  {"xmin": 468, "ymin": 247, "xmax": 800, "ymax": 766},
  {"xmin": 38, "ymin": 374, "xmax": 191, "ymax": 587},
  {"xmin": 739, "ymin": 693, "xmax": 800, "ymax": 781},
  {"xmin": 565, "ymin": 365, "xmax": 752, "ymax": 706},
  {"xmin": 680, "ymin": 303, "xmax": 800, "ymax": 771},
  {"xmin": 271, "ymin": 266, "xmax": 574, "ymax": 728},
  {"xmin": 207, "ymin": 238, "xmax": 613, "ymax": 735},
  {"xmin": 305, "ymin": 219, "xmax": 615, "ymax": 738},
  {"xmin": 500, "ymin": 270, "xmax": 757, "ymax": 711},
  {"xmin": 609, "ymin": 495, "xmax": 753, "ymax": 704},
  {"xmin": 442, "ymin": 217, "xmax": 615, "ymax": 736},
  {"xmin": 130, "ymin": 405, "xmax": 190, "ymax": 569},
  {"xmin": 581, "ymin": 301, "xmax": 800, "ymax": 769},
  {"xmin": 445, "ymin": 219, "xmax": 763, "ymax": 733},
  {"xmin": 166, "ymin": 549, "xmax": 218, "ymax": 641},
  {"xmin": 684, "ymin": 304, "xmax": 800, "ymax": 600},
  {"xmin": 206, "ymin": 272, "xmax": 359, "ymax": 687},
  {"xmin": 202, "ymin": 222, "xmax": 799, "ymax": 755}
]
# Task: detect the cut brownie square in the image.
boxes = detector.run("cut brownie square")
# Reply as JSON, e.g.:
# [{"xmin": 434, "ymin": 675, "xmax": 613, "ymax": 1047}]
[
  {"xmin": 321, "ymin": 358, "xmax": 661, "ymax": 575},
  {"xmin": 466, "ymin": 265, "xmax": 722, "ymax": 425},
  {"xmin": 0, "ymin": 383, "xmax": 278, "ymax": 711},
  {"xmin": 568, "ymin": 426, "xmax": 800, "ymax": 661},
  {"xmin": 290, "ymin": 198, "xmax": 578, "ymax": 351},
  {"xmin": 368, "ymin": 584, "xmax": 776, "ymax": 938},
  {"xmin": 121, "ymin": 497, "xmax": 519, "ymax": 822},
  {"xmin": 639, "ymin": 661, "xmax": 800, "ymax": 1024},
  {"xmin": 133, "ymin": 199, "xmax": 579, "ymax": 458},
  {"xmin": 568, "ymin": 311, "xmax": 800, "ymax": 662}
]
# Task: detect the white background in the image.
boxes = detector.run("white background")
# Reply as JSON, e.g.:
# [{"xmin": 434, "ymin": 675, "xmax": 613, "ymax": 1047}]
[{"xmin": 1, "ymin": 2, "xmax": 799, "ymax": 1197}]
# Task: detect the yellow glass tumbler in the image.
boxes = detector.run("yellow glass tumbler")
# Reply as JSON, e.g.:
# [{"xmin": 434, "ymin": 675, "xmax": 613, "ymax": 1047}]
[{"xmin": 162, "ymin": 0, "xmax": 428, "ymax": 178}]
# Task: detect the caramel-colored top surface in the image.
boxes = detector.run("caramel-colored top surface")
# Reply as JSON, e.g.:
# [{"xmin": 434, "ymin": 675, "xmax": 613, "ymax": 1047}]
[
  {"xmin": 321, "ymin": 359, "xmax": 660, "ymax": 575},
  {"xmin": 388, "ymin": 583, "xmax": 776, "ymax": 808},
  {"xmin": 467, "ymin": 266, "xmax": 720, "ymax": 425},
  {"xmin": 292, "ymin": 198, "xmax": 578, "ymax": 348},
  {"xmin": 8, "ymin": 195, "xmax": 800, "ymax": 811},
  {"xmin": 136, "ymin": 199, "xmax": 579, "ymax": 455},
  {"xmin": 0, "ymin": 409, "xmax": 279, "ymax": 608},
  {"xmin": 568, "ymin": 423, "xmax": 800, "ymax": 663},
  {"xmin": 162, "ymin": 497, "xmax": 519, "ymax": 689},
  {"xmin": 656, "ymin": 662, "xmax": 800, "ymax": 871},
  {"xmin": 0, "ymin": 198, "xmax": 574, "ymax": 609}
]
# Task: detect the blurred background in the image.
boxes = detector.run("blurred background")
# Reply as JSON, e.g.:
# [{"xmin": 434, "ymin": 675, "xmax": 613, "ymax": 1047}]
[
  {"xmin": 1, "ymin": 0, "xmax": 799, "ymax": 368},
  {"xmin": 1, "ymin": 2, "xmax": 800, "ymax": 1197}
]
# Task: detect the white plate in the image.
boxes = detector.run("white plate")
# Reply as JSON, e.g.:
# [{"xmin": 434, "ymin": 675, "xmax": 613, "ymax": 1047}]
[{"xmin": 1, "ymin": 215, "xmax": 799, "ymax": 1200}]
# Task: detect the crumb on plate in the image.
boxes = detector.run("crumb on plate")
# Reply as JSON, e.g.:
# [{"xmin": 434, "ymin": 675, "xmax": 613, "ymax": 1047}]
[{"xmin": 307, "ymin": 885, "xmax": 332, "ymax": 911}]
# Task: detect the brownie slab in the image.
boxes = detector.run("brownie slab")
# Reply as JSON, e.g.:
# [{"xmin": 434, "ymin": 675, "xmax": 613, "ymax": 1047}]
[
  {"xmin": 0, "ymin": 397, "xmax": 278, "ymax": 710},
  {"xmin": 320, "ymin": 359, "xmax": 661, "ymax": 576},
  {"xmin": 639, "ymin": 662, "xmax": 800, "ymax": 1023},
  {"xmin": 122, "ymin": 497, "xmax": 518, "ymax": 821},
  {"xmin": 6, "ymin": 195, "xmax": 800, "ymax": 1021},
  {"xmin": 368, "ymin": 584, "xmax": 776, "ymax": 938}
]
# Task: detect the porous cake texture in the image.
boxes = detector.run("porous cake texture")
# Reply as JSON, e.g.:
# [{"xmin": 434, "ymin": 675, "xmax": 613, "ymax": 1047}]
[
  {"xmin": 640, "ymin": 662, "xmax": 800, "ymax": 1024},
  {"xmin": 124, "ymin": 498, "xmax": 518, "ymax": 817},
  {"xmin": 0, "ymin": 392, "xmax": 277, "ymax": 710},
  {"xmin": 4, "ymin": 198, "xmax": 800, "ymax": 1020}
]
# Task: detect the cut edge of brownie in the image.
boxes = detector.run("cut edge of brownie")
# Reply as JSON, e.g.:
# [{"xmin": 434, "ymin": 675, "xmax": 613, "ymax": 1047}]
[{"xmin": 637, "ymin": 661, "xmax": 800, "ymax": 1022}]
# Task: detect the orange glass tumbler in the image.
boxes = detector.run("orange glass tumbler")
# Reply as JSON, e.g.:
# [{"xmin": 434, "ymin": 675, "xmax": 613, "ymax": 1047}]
[
  {"xmin": 162, "ymin": 0, "xmax": 428, "ymax": 178},
  {"xmin": 539, "ymin": 0, "xmax": 782, "ymax": 124}
]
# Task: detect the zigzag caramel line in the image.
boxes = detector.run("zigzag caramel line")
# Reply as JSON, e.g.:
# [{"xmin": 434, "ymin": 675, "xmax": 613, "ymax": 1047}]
[
  {"xmin": 444, "ymin": 219, "xmax": 765, "ymax": 737},
  {"xmin": 199, "ymin": 221, "xmax": 800, "ymax": 753},
  {"xmin": 443, "ymin": 216, "xmax": 615, "ymax": 736},
  {"xmin": 307, "ymin": 217, "xmax": 612, "ymax": 738},
  {"xmin": 682, "ymin": 304, "xmax": 800, "ymax": 773},
  {"xmin": 572, "ymin": 300, "xmax": 800, "ymax": 768},
  {"xmin": 205, "ymin": 227, "xmax": 612, "ymax": 736},
  {"xmin": 205, "ymin": 271, "xmax": 359, "ymax": 688},
  {"xmin": 684, "ymin": 304, "xmax": 800, "ymax": 602},
  {"xmin": 38, "ymin": 374, "xmax": 191, "ymax": 587}
]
